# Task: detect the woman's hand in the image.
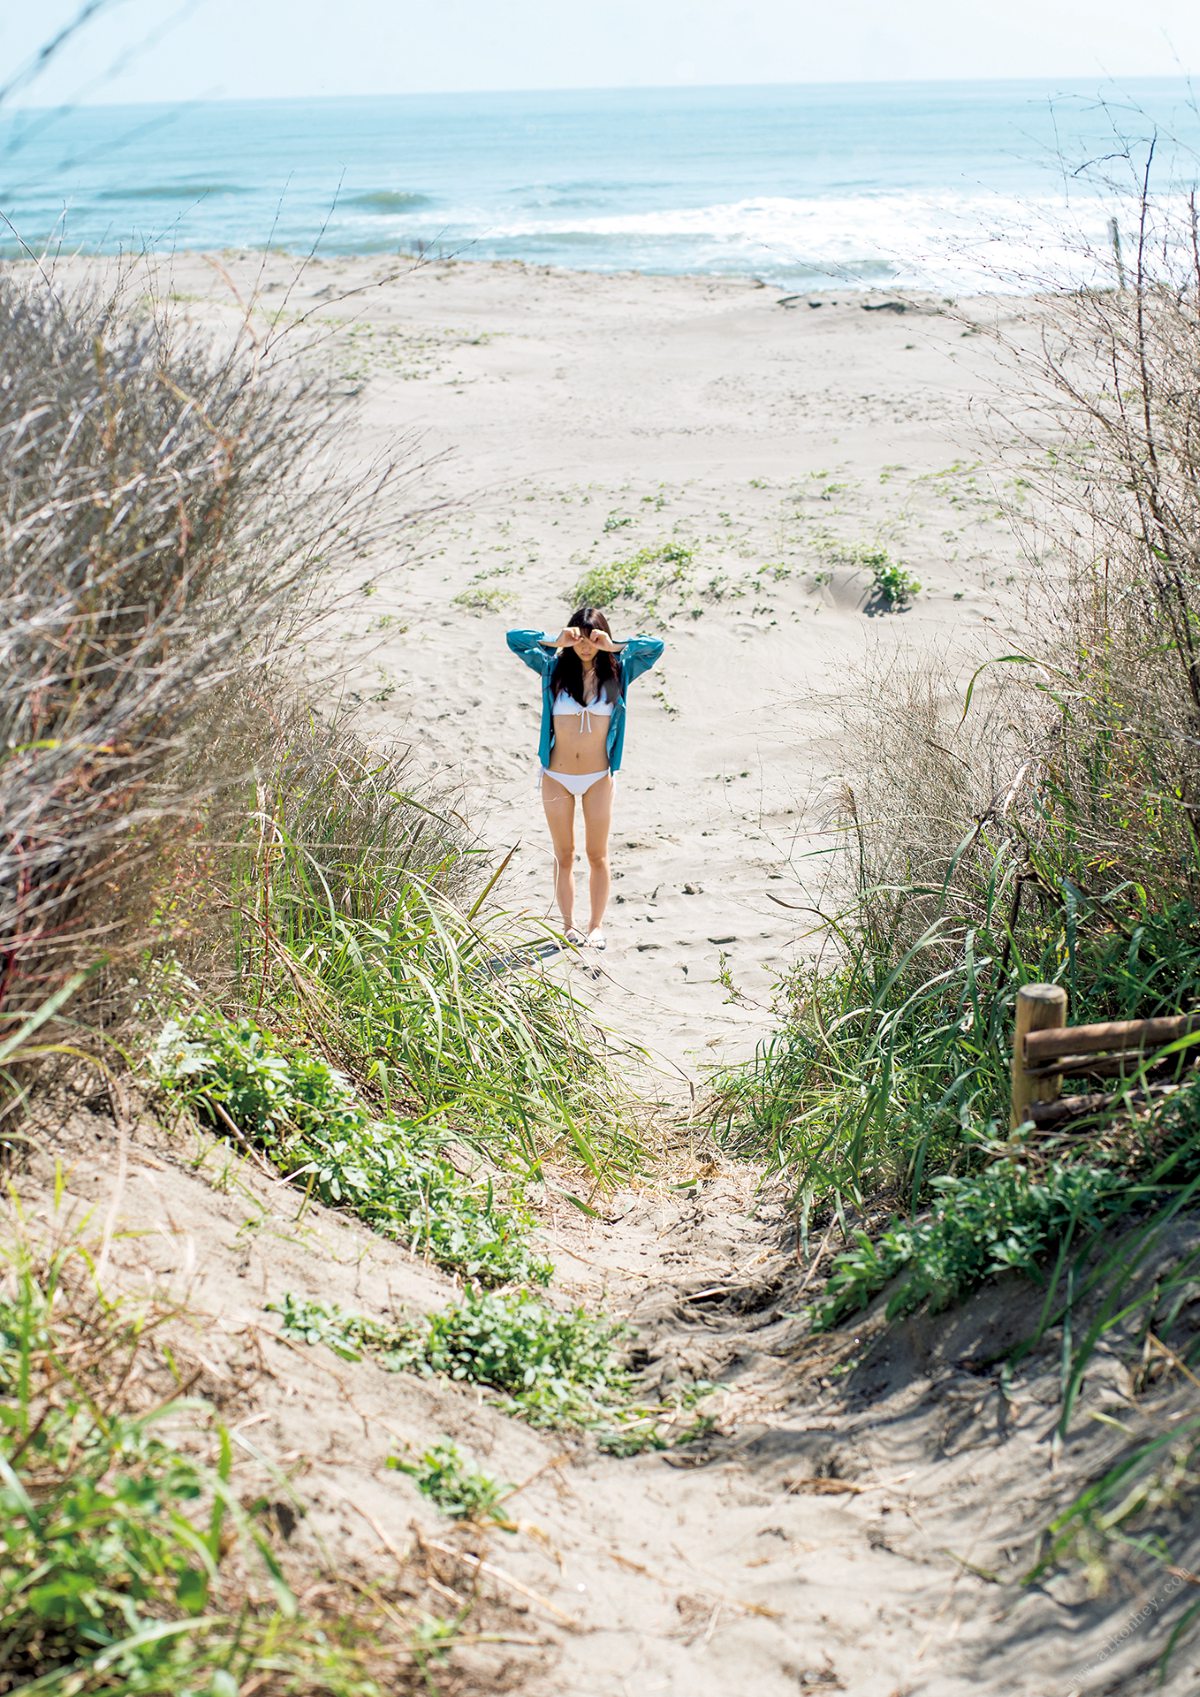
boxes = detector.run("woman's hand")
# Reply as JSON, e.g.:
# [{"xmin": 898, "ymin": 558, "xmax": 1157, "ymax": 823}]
[
  {"xmin": 589, "ymin": 630, "xmax": 620, "ymax": 653},
  {"xmin": 555, "ymin": 626, "xmax": 583, "ymax": 648}
]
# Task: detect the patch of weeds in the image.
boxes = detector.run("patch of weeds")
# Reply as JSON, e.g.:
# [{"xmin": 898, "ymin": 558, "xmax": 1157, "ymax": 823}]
[
  {"xmin": 596, "ymin": 1390, "xmax": 717, "ymax": 1456},
  {"xmin": 407, "ymin": 1287, "xmax": 628, "ymax": 1426},
  {"xmin": 571, "ymin": 541, "xmax": 694, "ymax": 608},
  {"xmin": 275, "ymin": 1288, "xmax": 623, "ymax": 1426},
  {"xmin": 918, "ymin": 458, "xmax": 984, "ymax": 507},
  {"xmin": 156, "ymin": 1014, "xmax": 549, "ymax": 1287},
  {"xmin": 268, "ymin": 1292, "xmax": 413, "ymax": 1366},
  {"xmin": 653, "ymin": 686, "xmax": 680, "ymax": 718},
  {"xmin": 815, "ymin": 1151, "xmax": 1126, "ymax": 1330},
  {"xmin": 275, "ymin": 1291, "xmax": 714, "ymax": 1448},
  {"xmin": 603, "ymin": 511, "xmax": 634, "ymax": 532},
  {"xmin": 863, "ymin": 548, "xmax": 921, "ymax": 610},
  {"xmin": 703, "ymin": 572, "xmax": 745, "ymax": 600},
  {"xmin": 0, "ymin": 1244, "xmax": 426, "ymax": 1696},
  {"xmin": 815, "ymin": 535, "xmax": 920, "ymax": 608},
  {"xmin": 389, "ymin": 1442, "xmax": 515, "ymax": 1528},
  {"xmin": 452, "ymin": 582, "xmax": 516, "ymax": 612},
  {"xmin": 756, "ymin": 561, "xmax": 791, "ymax": 581}
]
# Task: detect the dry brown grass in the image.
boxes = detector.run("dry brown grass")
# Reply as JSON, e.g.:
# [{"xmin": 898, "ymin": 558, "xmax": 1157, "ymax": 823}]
[
  {"xmin": 825, "ymin": 183, "xmax": 1200, "ymax": 959},
  {"xmin": 0, "ymin": 265, "xmax": 436, "ymax": 1082}
]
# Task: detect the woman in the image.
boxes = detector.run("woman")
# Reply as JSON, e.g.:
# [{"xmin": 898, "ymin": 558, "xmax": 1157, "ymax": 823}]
[{"xmin": 506, "ymin": 607, "xmax": 664, "ymax": 949}]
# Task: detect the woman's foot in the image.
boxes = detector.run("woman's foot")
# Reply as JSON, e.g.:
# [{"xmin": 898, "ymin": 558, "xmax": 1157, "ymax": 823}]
[
  {"xmin": 564, "ymin": 926, "xmax": 586, "ymax": 946},
  {"xmin": 587, "ymin": 929, "xmax": 607, "ymax": 951}
]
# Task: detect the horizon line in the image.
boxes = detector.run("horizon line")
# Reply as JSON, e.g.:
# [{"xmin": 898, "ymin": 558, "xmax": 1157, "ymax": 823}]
[{"xmin": 8, "ymin": 68, "xmax": 1195, "ymax": 114}]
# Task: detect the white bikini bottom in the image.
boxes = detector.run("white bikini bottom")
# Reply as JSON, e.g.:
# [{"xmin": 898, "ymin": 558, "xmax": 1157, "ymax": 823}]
[{"xmin": 541, "ymin": 767, "xmax": 612, "ymax": 797}]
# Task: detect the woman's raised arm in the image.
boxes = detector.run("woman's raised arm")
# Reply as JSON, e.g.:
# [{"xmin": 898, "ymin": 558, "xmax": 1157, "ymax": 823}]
[
  {"xmin": 505, "ymin": 628, "xmax": 556, "ymax": 675},
  {"xmin": 618, "ymin": 635, "xmax": 665, "ymax": 686}
]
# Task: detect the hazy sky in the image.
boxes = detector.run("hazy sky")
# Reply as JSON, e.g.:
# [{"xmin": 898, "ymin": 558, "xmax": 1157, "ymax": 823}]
[{"xmin": 5, "ymin": 0, "xmax": 1200, "ymax": 107}]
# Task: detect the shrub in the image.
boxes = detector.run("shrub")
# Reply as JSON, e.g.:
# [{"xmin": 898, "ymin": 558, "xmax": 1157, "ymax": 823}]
[{"xmin": 862, "ymin": 547, "xmax": 921, "ymax": 609}]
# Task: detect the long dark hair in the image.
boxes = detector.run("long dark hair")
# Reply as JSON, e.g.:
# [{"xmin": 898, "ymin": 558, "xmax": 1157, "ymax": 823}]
[{"xmin": 550, "ymin": 605, "xmax": 620, "ymax": 704}]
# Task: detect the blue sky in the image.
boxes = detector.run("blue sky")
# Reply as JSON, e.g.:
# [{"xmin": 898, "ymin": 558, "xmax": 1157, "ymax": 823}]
[{"xmin": 4, "ymin": 0, "xmax": 1199, "ymax": 106}]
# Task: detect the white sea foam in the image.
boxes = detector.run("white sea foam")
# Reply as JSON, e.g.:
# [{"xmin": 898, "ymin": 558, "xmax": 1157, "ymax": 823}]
[{"xmin": 392, "ymin": 189, "xmax": 1194, "ymax": 293}]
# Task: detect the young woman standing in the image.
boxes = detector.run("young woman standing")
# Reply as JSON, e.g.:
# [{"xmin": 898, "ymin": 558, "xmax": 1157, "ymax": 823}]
[{"xmin": 506, "ymin": 607, "xmax": 664, "ymax": 949}]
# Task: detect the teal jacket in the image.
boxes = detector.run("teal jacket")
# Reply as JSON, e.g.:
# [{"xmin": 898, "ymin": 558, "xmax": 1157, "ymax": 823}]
[{"xmin": 506, "ymin": 629, "xmax": 665, "ymax": 773}]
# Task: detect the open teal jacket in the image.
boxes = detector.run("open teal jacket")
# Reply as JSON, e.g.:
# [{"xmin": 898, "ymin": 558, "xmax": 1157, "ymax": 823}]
[{"xmin": 505, "ymin": 629, "xmax": 665, "ymax": 773}]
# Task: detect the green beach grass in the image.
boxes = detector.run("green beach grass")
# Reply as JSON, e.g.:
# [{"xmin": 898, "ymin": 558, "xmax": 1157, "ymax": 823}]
[{"xmin": 710, "ymin": 213, "xmax": 1200, "ymax": 1631}]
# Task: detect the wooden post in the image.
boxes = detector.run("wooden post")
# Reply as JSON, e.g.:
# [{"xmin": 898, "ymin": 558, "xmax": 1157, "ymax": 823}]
[
  {"xmin": 1109, "ymin": 216, "xmax": 1126, "ymax": 290},
  {"xmin": 1011, "ymin": 983, "xmax": 1068, "ymax": 1130}
]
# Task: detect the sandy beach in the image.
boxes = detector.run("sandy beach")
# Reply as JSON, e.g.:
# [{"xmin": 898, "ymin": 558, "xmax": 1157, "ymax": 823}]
[{"xmin": 120, "ymin": 250, "xmax": 1037, "ymax": 1080}]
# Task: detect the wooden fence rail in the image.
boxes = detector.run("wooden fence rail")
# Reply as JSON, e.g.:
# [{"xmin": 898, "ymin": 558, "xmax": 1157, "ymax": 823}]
[{"xmin": 1010, "ymin": 984, "xmax": 1200, "ymax": 1130}]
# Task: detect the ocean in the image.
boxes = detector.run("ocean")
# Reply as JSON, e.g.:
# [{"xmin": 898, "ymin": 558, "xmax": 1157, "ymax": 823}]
[{"xmin": 3, "ymin": 80, "xmax": 1199, "ymax": 291}]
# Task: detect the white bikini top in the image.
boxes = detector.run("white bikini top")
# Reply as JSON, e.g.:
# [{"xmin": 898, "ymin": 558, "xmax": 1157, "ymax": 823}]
[{"xmin": 552, "ymin": 689, "xmax": 614, "ymax": 734}]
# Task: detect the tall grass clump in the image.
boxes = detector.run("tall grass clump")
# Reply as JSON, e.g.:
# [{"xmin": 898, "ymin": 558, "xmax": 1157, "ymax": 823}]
[
  {"xmin": 210, "ymin": 730, "xmax": 631, "ymax": 1178},
  {"xmin": 0, "ymin": 268, "xmax": 400, "ymax": 1053}
]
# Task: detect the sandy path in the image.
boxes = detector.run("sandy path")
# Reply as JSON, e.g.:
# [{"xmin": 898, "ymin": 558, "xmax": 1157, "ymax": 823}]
[
  {"xmin": 131, "ymin": 251, "xmax": 1036, "ymax": 1082},
  {"xmin": 29, "ymin": 1104, "xmax": 1196, "ymax": 1697}
]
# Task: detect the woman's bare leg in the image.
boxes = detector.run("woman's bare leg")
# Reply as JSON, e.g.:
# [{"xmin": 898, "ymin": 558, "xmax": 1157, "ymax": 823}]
[
  {"xmin": 540, "ymin": 774, "xmax": 577, "ymax": 930},
  {"xmin": 581, "ymin": 774, "xmax": 615, "ymax": 933}
]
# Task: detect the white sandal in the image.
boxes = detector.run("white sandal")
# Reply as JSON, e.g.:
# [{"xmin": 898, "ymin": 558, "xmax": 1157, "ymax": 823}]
[
  {"xmin": 564, "ymin": 927, "xmax": 586, "ymax": 946},
  {"xmin": 587, "ymin": 929, "xmax": 607, "ymax": 951}
]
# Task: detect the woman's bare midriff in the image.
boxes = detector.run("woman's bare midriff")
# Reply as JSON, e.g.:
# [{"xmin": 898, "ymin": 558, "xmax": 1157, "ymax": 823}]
[{"xmin": 549, "ymin": 715, "xmax": 610, "ymax": 774}]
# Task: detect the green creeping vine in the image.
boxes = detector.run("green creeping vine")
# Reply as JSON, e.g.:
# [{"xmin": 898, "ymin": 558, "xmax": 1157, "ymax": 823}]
[
  {"xmin": 815, "ymin": 1149, "xmax": 1127, "ymax": 1329},
  {"xmin": 389, "ymin": 1443, "xmax": 514, "ymax": 1528},
  {"xmin": 156, "ymin": 1013, "xmax": 549, "ymax": 1288},
  {"xmin": 271, "ymin": 1291, "xmax": 715, "ymax": 1454}
]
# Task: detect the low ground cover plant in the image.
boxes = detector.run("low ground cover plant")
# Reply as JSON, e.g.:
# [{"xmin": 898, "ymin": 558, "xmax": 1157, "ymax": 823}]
[
  {"xmin": 571, "ymin": 540, "xmax": 693, "ymax": 608},
  {"xmin": 156, "ymin": 1011, "xmax": 550, "ymax": 1287},
  {"xmin": 272, "ymin": 1288, "xmax": 627, "ymax": 1427},
  {"xmin": 272, "ymin": 1290, "xmax": 712, "ymax": 1452},
  {"xmin": 389, "ymin": 1442, "xmax": 515, "ymax": 1528},
  {"xmin": 814, "ymin": 1144, "xmax": 1127, "ymax": 1328},
  {"xmin": 862, "ymin": 547, "xmax": 921, "ymax": 609}
]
